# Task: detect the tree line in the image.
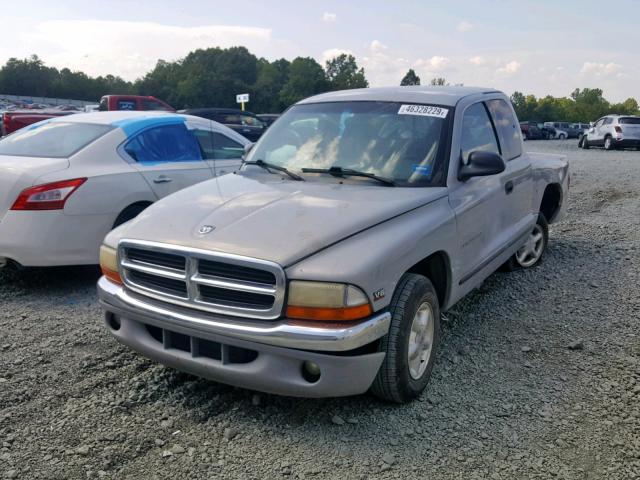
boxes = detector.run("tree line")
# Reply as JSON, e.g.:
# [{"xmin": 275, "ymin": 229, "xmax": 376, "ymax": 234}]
[
  {"xmin": 0, "ymin": 50, "xmax": 367, "ymax": 112},
  {"xmin": 0, "ymin": 51, "xmax": 637, "ymax": 120}
]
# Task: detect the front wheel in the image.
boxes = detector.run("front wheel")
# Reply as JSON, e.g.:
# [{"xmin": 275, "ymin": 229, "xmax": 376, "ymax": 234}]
[
  {"xmin": 371, "ymin": 274, "xmax": 441, "ymax": 403},
  {"xmin": 581, "ymin": 136, "xmax": 590, "ymax": 149},
  {"xmin": 505, "ymin": 213, "xmax": 549, "ymax": 270}
]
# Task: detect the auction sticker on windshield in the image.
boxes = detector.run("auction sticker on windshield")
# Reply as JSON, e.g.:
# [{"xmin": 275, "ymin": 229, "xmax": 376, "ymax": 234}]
[{"xmin": 398, "ymin": 105, "xmax": 449, "ymax": 118}]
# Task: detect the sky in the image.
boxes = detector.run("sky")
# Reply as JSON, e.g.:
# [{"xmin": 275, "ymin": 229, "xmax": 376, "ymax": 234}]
[{"xmin": 1, "ymin": 0, "xmax": 638, "ymax": 102}]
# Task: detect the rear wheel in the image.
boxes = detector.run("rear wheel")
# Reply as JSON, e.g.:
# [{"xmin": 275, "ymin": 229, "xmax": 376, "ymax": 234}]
[
  {"xmin": 371, "ymin": 274, "xmax": 441, "ymax": 403},
  {"xmin": 604, "ymin": 135, "xmax": 615, "ymax": 150},
  {"xmin": 504, "ymin": 214, "xmax": 549, "ymax": 271}
]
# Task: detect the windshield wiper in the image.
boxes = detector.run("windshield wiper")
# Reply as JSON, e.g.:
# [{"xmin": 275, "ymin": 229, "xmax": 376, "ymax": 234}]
[
  {"xmin": 243, "ymin": 159, "xmax": 305, "ymax": 181},
  {"xmin": 301, "ymin": 166, "xmax": 395, "ymax": 186}
]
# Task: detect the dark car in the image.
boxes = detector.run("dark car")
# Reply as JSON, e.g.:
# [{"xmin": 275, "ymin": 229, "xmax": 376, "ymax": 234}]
[
  {"xmin": 256, "ymin": 113, "xmax": 280, "ymax": 127},
  {"xmin": 180, "ymin": 108, "xmax": 266, "ymax": 142},
  {"xmin": 520, "ymin": 121, "xmax": 545, "ymax": 140}
]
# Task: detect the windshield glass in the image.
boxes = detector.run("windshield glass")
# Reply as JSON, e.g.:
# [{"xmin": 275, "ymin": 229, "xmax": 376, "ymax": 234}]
[
  {"xmin": 247, "ymin": 101, "xmax": 449, "ymax": 186},
  {"xmin": 0, "ymin": 122, "xmax": 112, "ymax": 158}
]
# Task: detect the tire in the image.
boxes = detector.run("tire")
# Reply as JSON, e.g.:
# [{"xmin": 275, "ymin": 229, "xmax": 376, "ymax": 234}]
[
  {"xmin": 559, "ymin": 134, "xmax": 567, "ymax": 140},
  {"xmin": 578, "ymin": 136, "xmax": 585, "ymax": 148},
  {"xmin": 581, "ymin": 137, "xmax": 590, "ymax": 149},
  {"xmin": 504, "ymin": 213, "xmax": 549, "ymax": 271},
  {"xmin": 113, "ymin": 203, "xmax": 149, "ymax": 229},
  {"xmin": 604, "ymin": 135, "xmax": 614, "ymax": 150},
  {"xmin": 371, "ymin": 273, "xmax": 441, "ymax": 403}
]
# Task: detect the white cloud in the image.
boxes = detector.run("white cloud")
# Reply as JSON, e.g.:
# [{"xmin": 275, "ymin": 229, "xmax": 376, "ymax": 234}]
[
  {"xmin": 17, "ymin": 20, "xmax": 272, "ymax": 80},
  {"xmin": 421, "ymin": 55, "xmax": 450, "ymax": 71},
  {"xmin": 469, "ymin": 56, "xmax": 486, "ymax": 66},
  {"xmin": 580, "ymin": 62, "xmax": 622, "ymax": 76},
  {"xmin": 456, "ymin": 21, "xmax": 474, "ymax": 32},
  {"xmin": 322, "ymin": 12, "xmax": 337, "ymax": 22},
  {"xmin": 497, "ymin": 60, "xmax": 521, "ymax": 75},
  {"xmin": 370, "ymin": 40, "xmax": 387, "ymax": 53},
  {"xmin": 321, "ymin": 48, "xmax": 354, "ymax": 64}
]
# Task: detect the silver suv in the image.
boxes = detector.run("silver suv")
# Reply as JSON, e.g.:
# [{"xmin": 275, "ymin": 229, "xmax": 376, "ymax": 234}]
[{"xmin": 580, "ymin": 115, "xmax": 640, "ymax": 150}]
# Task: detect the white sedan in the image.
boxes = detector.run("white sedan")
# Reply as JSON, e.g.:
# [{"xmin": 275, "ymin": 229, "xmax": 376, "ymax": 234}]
[{"xmin": 0, "ymin": 111, "xmax": 249, "ymax": 268}]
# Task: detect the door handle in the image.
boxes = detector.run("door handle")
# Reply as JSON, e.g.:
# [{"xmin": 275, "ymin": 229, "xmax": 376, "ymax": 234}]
[
  {"xmin": 153, "ymin": 175, "xmax": 172, "ymax": 184},
  {"xmin": 505, "ymin": 180, "xmax": 514, "ymax": 194}
]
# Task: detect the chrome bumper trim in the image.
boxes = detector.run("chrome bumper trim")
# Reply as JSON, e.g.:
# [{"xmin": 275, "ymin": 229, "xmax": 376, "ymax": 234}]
[{"xmin": 98, "ymin": 277, "xmax": 391, "ymax": 352}]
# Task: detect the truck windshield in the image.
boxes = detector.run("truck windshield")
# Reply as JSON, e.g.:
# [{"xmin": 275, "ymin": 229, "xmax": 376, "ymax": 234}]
[
  {"xmin": 247, "ymin": 101, "xmax": 449, "ymax": 186},
  {"xmin": 0, "ymin": 122, "xmax": 112, "ymax": 158}
]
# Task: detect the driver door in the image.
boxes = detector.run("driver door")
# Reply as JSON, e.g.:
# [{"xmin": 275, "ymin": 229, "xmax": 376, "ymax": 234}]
[{"xmin": 448, "ymin": 102, "xmax": 508, "ymax": 289}]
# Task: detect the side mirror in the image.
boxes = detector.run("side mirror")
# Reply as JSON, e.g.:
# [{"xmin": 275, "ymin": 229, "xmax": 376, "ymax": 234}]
[
  {"xmin": 589, "ymin": 122, "xmax": 595, "ymax": 128},
  {"xmin": 458, "ymin": 151, "xmax": 506, "ymax": 181},
  {"xmin": 242, "ymin": 142, "xmax": 255, "ymax": 160}
]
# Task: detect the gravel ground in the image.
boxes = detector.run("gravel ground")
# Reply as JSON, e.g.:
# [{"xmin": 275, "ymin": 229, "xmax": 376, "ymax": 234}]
[{"xmin": 1, "ymin": 140, "xmax": 639, "ymax": 480}]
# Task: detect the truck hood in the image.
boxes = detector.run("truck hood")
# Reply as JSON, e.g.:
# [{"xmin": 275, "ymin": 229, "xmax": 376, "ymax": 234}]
[
  {"xmin": 0, "ymin": 155, "xmax": 70, "ymax": 219},
  {"xmin": 118, "ymin": 173, "xmax": 448, "ymax": 267}
]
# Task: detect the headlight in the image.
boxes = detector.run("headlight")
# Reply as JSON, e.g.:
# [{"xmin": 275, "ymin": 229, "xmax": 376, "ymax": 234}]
[
  {"xmin": 99, "ymin": 244, "xmax": 122, "ymax": 285},
  {"xmin": 286, "ymin": 281, "xmax": 372, "ymax": 321}
]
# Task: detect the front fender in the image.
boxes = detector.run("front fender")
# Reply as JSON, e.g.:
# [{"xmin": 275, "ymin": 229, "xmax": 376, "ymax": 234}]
[{"xmin": 284, "ymin": 196, "xmax": 457, "ymax": 311}]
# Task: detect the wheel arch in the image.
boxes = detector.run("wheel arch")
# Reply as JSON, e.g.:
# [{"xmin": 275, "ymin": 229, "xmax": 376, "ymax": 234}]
[
  {"xmin": 113, "ymin": 200, "xmax": 153, "ymax": 228},
  {"xmin": 540, "ymin": 183, "xmax": 562, "ymax": 223},
  {"xmin": 405, "ymin": 250, "xmax": 451, "ymax": 309}
]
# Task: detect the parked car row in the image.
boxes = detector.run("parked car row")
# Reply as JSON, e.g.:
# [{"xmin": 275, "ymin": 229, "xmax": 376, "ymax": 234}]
[
  {"xmin": 520, "ymin": 121, "xmax": 589, "ymax": 140},
  {"xmin": 2, "ymin": 94, "xmax": 281, "ymax": 142}
]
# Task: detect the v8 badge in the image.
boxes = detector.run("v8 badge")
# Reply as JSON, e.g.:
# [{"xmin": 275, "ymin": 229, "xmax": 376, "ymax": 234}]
[{"xmin": 373, "ymin": 288, "xmax": 385, "ymax": 301}]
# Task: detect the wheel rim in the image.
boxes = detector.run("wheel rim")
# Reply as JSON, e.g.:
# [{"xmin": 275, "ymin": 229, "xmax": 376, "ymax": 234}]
[
  {"xmin": 408, "ymin": 302, "xmax": 435, "ymax": 380},
  {"xmin": 605, "ymin": 138, "xmax": 611, "ymax": 149},
  {"xmin": 516, "ymin": 224, "xmax": 545, "ymax": 267}
]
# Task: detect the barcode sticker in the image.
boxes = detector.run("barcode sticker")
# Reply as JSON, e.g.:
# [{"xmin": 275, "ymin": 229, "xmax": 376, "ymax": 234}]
[{"xmin": 398, "ymin": 104, "xmax": 449, "ymax": 118}]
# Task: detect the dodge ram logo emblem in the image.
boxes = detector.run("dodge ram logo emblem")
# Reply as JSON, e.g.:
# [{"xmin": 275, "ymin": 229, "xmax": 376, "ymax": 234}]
[{"xmin": 198, "ymin": 225, "xmax": 215, "ymax": 234}]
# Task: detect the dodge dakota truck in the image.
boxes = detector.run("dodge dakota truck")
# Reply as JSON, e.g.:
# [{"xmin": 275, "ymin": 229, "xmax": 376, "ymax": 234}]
[{"xmin": 98, "ymin": 86, "xmax": 569, "ymax": 403}]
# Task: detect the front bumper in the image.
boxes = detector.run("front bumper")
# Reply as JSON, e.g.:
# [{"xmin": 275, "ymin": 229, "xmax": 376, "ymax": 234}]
[{"xmin": 98, "ymin": 277, "xmax": 390, "ymax": 397}]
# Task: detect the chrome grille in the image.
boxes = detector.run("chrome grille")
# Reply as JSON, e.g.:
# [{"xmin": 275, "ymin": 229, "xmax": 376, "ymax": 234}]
[{"xmin": 118, "ymin": 240, "xmax": 286, "ymax": 320}]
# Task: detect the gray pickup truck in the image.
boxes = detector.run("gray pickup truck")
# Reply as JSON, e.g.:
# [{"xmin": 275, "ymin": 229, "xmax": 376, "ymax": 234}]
[{"xmin": 98, "ymin": 86, "xmax": 569, "ymax": 403}]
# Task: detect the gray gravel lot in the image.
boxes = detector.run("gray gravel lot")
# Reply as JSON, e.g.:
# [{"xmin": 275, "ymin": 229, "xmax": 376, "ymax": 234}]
[{"xmin": 1, "ymin": 140, "xmax": 639, "ymax": 480}]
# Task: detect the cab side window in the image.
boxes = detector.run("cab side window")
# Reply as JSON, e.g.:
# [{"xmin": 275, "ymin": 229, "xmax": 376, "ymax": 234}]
[
  {"xmin": 124, "ymin": 124, "xmax": 203, "ymax": 163},
  {"xmin": 460, "ymin": 103, "xmax": 500, "ymax": 164},
  {"xmin": 486, "ymin": 99, "xmax": 522, "ymax": 161}
]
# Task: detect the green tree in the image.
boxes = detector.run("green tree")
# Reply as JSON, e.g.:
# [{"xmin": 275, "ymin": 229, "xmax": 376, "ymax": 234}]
[
  {"xmin": 400, "ymin": 69, "xmax": 420, "ymax": 86},
  {"xmin": 325, "ymin": 54, "xmax": 368, "ymax": 90},
  {"xmin": 251, "ymin": 58, "xmax": 290, "ymax": 113},
  {"xmin": 429, "ymin": 77, "xmax": 447, "ymax": 86},
  {"xmin": 280, "ymin": 57, "xmax": 328, "ymax": 106}
]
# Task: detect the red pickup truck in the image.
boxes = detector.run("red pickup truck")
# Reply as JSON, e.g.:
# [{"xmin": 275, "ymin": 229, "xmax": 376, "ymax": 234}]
[
  {"xmin": 98, "ymin": 95, "xmax": 174, "ymax": 112},
  {"xmin": 1, "ymin": 95, "xmax": 175, "ymax": 136}
]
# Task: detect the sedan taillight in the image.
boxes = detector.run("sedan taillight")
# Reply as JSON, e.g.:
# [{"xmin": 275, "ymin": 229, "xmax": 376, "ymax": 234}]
[{"xmin": 11, "ymin": 178, "xmax": 87, "ymax": 211}]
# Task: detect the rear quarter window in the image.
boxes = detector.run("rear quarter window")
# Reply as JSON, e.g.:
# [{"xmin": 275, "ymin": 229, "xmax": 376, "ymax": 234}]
[
  {"xmin": 619, "ymin": 117, "xmax": 640, "ymax": 125},
  {"xmin": 0, "ymin": 122, "xmax": 112, "ymax": 158}
]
